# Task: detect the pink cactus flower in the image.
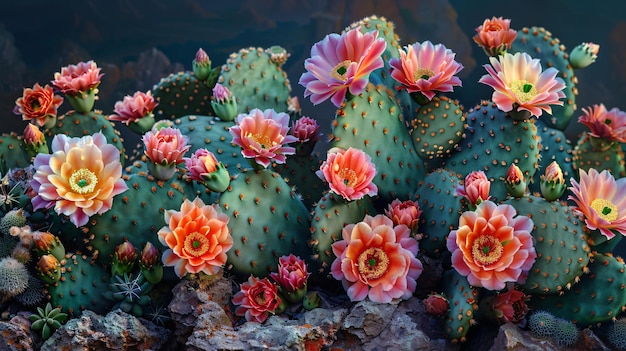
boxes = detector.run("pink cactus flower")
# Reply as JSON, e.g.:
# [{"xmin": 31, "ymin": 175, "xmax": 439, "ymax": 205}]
[
  {"xmin": 331, "ymin": 214, "xmax": 423, "ymax": 303},
  {"xmin": 446, "ymin": 200, "xmax": 536, "ymax": 291},
  {"xmin": 384, "ymin": 199, "xmax": 422, "ymax": 233},
  {"xmin": 291, "ymin": 116, "xmax": 321, "ymax": 144},
  {"xmin": 143, "ymin": 127, "xmax": 190, "ymax": 166},
  {"xmin": 577, "ymin": 104, "xmax": 626, "ymax": 143},
  {"xmin": 13, "ymin": 83, "xmax": 64, "ymax": 127},
  {"xmin": 388, "ymin": 41, "xmax": 464, "ymax": 101},
  {"xmin": 157, "ymin": 197, "xmax": 233, "ymax": 278},
  {"xmin": 212, "ymin": 83, "xmax": 233, "ymax": 103},
  {"xmin": 51, "ymin": 60, "xmax": 103, "ymax": 96},
  {"xmin": 489, "ymin": 289, "xmax": 529, "ymax": 324},
  {"xmin": 568, "ymin": 168, "xmax": 626, "ymax": 240},
  {"xmin": 479, "ymin": 52, "xmax": 566, "ymax": 119},
  {"xmin": 232, "ymin": 275, "xmax": 283, "ymax": 323},
  {"xmin": 505, "ymin": 164, "xmax": 526, "ymax": 198},
  {"xmin": 229, "ymin": 108, "xmax": 297, "ymax": 168},
  {"xmin": 299, "ymin": 27, "xmax": 386, "ymax": 107},
  {"xmin": 472, "ymin": 17, "xmax": 517, "ymax": 56},
  {"xmin": 270, "ymin": 254, "xmax": 310, "ymax": 303},
  {"xmin": 108, "ymin": 91, "xmax": 158, "ymax": 125},
  {"xmin": 456, "ymin": 170, "xmax": 491, "ymax": 208},
  {"xmin": 183, "ymin": 148, "xmax": 230, "ymax": 192},
  {"xmin": 30, "ymin": 132, "xmax": 128, "ymax": 228},
  {"xmin": 316, "ymin": 147, "xmax": 378, "ymax": 201}
]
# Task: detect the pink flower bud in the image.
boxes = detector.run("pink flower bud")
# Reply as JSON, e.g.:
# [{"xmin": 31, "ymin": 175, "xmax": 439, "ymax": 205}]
[
  {"xmin": 112, "ymin": 241, "xmax": 138, "ymax": 276},
  {"xmin": 212, "ymin": 83, "xmax": 232, "ymax": 103},
  {"xmin": 140, "ymin": 241, "xmax": 159, "ymax": 268},
  {"xmin": 505, "ymin": 164, "xmax": 526, "ymax": 198},
  {"xmin": 195, "ymin": 48, "xmax": 210, "ymax": 65},
  {"xmin": 540, "ymin": 161, "xmax": 566, "ymax": 201},
  {"xmin": 270, "ymin": 254, "xmax": 310, "ymax": 303},
  {"xmin": 385, "ymin": 199, "xmax": 422, "ymax": 233},
  {"xmin": 456, "ymin": 170, "xmax": 491, "ymax": 207}
]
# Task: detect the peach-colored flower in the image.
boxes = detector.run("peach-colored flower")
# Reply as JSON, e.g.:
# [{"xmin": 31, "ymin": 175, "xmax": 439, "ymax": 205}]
[
  {"xmin": 229, "ymin": 108, "xmax": 297, "ymax": 168},
  {"xmin": 456, "ymin": 170, "xmax": 491, "ymax": 207},
  {"xmin": 316, "ymin": 147, "xmax": 378, "ymax": 201},
  {"xmin": 577, "ymin": 104, "xmax": 626, "ymax": 143},
  {"xmin": 299, "ymin": 27, "xmax": 386, "ymax": 107},
  {"xmin": 142, "ymin": 127, "xmax": 190, "ymax": 166},
  {"xmin": 30, "ymin": 132, "xmax": 128, "ymax": 227},
  {"xmin": 479, "ymin": 52, "xmax": 566, "ymax": 118},
  {"xmin": 446, "ymin": 200, "xmax": 536, "ymax": 291},
  {"xmin": 13, "ymin": 83, "xmax": 63, "ymax": 127},
  {"xmin": 270, "ymin": 254, "xmax": 310, "ymax": 303},
  {"xmin": 384, "ymin": 199, "xmax": 422, "ymax": 233},
  {"xmin": 108, "ymin": 91, "xmax": 158, "ymax": 125},
  {"xmin": 232, "ymin": 275, "xmax": 282, "ymax": 323},
  {"xmin": 472, "ymin": 17, "xmax": 517, "ymax": 56},
  {"xmin": 330, "ymin": 214, "xmax": 423, "ymax": 303},
  {"xmin": 157, "ymin": 197, "xmax": 233, "ymax": 278},
  {"xmin": 490, "ymin": 289, "xmax": 529, "ymax": 324},
  {"xmin": 388, "ymin": 41, "xmax": 464, "ymax": 101},
  {"xmin": 51, "ymin": 60, "xmax": 103, "ymax": 96},
  {"xmin": 568, "ymin": 168, "xmax": 626, "ymax": 240}
]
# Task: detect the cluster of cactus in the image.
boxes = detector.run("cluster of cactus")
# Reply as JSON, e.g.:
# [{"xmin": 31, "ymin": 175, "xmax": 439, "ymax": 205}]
[{"xmin": 527, "ymin": 310, "xmax": 580, "ymax": 347}]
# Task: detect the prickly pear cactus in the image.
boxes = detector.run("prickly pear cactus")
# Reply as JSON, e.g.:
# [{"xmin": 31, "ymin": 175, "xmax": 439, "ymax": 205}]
[
  {"xmin": 218, "ymin": 46, "xmax": 291, "ymax": 115},
  {"xmin": 217, "ymin": 169, "xmax": 312, "ymax": 277},
  {"xmin": 271, "ymin": 153, "xmax": 325, "ymax": 210},
  {"xmin": 0, "ymin": 133, "xmax": 32, "ymax": 171},
  {"xmin": 572, "ymin": 132, "xmax": 626, "ymax": 178},
  {"xmin": 504, "ymin": 195, "xmax": 591, "ymax": 295},
  {"xmin": 330, "ymin": 83, "xmax": 427, "ymax": 202},
  {"xmin": 152, "ymin": 71, "xmax": 214, "ymax": 120},
  {"xmin": 529, "ymin": 119, "xmax": 575, "ymax": 195},
  {"xmin": 442, "ymin": 269, "xmax": 478, "ymax": 343}
]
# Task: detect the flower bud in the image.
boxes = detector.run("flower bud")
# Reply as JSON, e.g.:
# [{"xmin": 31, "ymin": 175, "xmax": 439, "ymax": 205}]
[
  {"xmin": 385, "ymin": 199, "xmax": 422, "ymax": 234},
  {"xmin": 32, "ymin": 231, "xmax": 65, "ymax": 261},
  {"xmin": 457, "ymin": 170, "xmax": 491, "ymax": 209},
  {"xmin": 183, "ymin": 148, "xmax": 230, "ymax": 193},
  {"xmin": 540, "ymin": 161, "xmax": 566, "ymax": 201},
  {"xmin": 112, "ymin": 241, "xmax": 138, "ymax": 276},
  {"xmin": 22, "ymin": 124, "xmax": 49, "ymax": 158},
  {"xmin": 139, "ymin": 241, "xmax": 163, "ymax": 284},
  {"xmin": 192, "ymin": 48, "xmax": 212, "ymax": 81},
  {"xmin": 36, "ymin": 254, "xmax": 61, "ymax": 284},
  {"xmin": 504, "ymin": 164, "xmax": 526, "ymax": 198},
  {"xmin": 569, "ymin": 42, "xmax": 599, "ymax": 69},
  {"xmin": 291, "ymin": 116, "xmax": 321, "ymax": 156},
  {"xmin": 423, "ymin": 293, "xmax": 449, "ymax": 316},
  {"xmin": 211, "ymin": 83, "xmax": 238, "ymax": 122},
  {"xmin": 270, "ymin": 254, "xmax": 310, "ymax": 304}
]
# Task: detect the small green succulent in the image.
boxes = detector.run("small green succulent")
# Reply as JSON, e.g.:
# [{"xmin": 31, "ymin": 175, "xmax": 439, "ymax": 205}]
[{"xmin": 29, "ymin": 302, "xmax": 68, "ymax": 340}]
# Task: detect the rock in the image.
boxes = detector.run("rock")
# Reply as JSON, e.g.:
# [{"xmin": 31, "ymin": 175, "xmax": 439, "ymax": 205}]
[
  {"xmin": 40, "ymin": 309, "xmax": 171, "ymax": 351},
  {"xmin": 489, "ymin": 322, "xmax": 612, "ymax": 351},
  {"xmin": 0, "ymin": 313, "xmax": 39, "ymax": 351}
]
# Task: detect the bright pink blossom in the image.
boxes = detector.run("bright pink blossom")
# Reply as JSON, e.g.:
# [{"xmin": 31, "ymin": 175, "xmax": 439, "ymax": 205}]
[
  {"xmin": 479, "ymin": 52, "xmax": 566, "ymax": 118},
  {"xmin": 142, "ymin": 127, "xmax": 190, "ymax": 166},
  {"xmin": 299, "ymin": 27, "xmax": 386, "ymax": 107},
  {"xmin": 446, "ymin": 200, "xmax": 536, "ymax": 291},
  {"xmin": 316, "ymin": 147, "xmax": 377, "ymax": 201},
  {"xmin": 577, "ymin": 104, "xmax": 626, "ymax": 143},
  {"xmin": 490, "ymin": 289, "xmax": 529, "ymax": 324},
  {"xmin": 456, "ymin": 171, "xmax": 491, "ymax": 207},
  {"xmin": 108, "ymin": 91, "xmax": 158, "ymax": 125},
  {"xmin": 229, "ymin": 108, "xmax": 297, "ymax": 168},
  {"xmin": 331, "ymin": 214, "xmax": 423, "ymax": 303},
  {"xmin": 270, "ymin": 254, "xmax": 310, "ymax": 295},
  {"xmin": 568, "ymin": 168, "xmax": 626, "ymax": 240},
  {"xmin": 385, "ymin": 199, "xmax": 422, "ymax": 233},
  {"xmin": 51, "ymin": 60, "xmax": 103, "ymax": 96},
  {"xmin": 212, "ymin": 83, "xmax": 233, "ymax": 103},
  {"xmin": 388, "ymin": 41, "xmax": 464, "ymax": 101},
  {"xmin": 291, "ymin": 116, "xmax": 321, "ymax": 144},
  {"xmin": 232, "ymin": 276, "xmax": 282, "ymax": 323},
  {"xmin": 13, "ymin": 83, "xmax": 63, "ymax": 127},
  {"xmin": 183, "ymin": 148, "xmax": 219, "ymax": 181},
  {"xmin": 472, "ymin": 17, "xmax": 517, "ymax": 56}
]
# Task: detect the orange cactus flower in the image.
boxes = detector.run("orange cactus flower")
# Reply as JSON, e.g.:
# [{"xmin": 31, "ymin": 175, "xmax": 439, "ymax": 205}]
[
  {"xmin": 316, "ymin": 147, "xmax": 378, "ymax": 201},
  {"xmin": 157, "ymin": 197, "xmax": 233, "ymax": 278},
  {"xmin": 472, "ymin": 17, "xmax": 518, "ymax": 56},
  {"xmin": 13, "ymin": 83, "xmax": 63, "ymax": 127}
]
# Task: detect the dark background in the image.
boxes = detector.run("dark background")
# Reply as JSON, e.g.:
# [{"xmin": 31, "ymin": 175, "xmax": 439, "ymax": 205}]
[{"xmin": 0, "ymin": 0, "xmax": 624, "ymax": 151}]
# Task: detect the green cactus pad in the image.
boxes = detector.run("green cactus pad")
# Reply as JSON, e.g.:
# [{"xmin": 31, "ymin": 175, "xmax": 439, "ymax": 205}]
[
  {"xmin": 0, "ymin": 133, "xmax": 32, "ymax": 171},
  {"xmin": 330, "ymin": 83, "xmax": 427, "ymax": 202},
  {"xmin": 271, "ymin": 153, "xmax": 325, "ymax": 210},
  {"xmin": 442, "ymin": 269, "xmax": 479, "ymax": 343},
  {"xmin": 504, "ymin": 195, "xmax": 590, "ymax": 295},
  {"xmin": 572, "ymin": 132, "xmax": 625, "ymax": 178},
  {"xmin": 529, "ymin": 118, "xmax": 575, "ymax": 196},
  {"xmin": 530, "ymin": 253, "xmax": 626, "ymax": 327},
  {"xmin": 218, "ymin": 169, "xmax": 312, "ymax": 277},
  {"xmin": 152, "ymin": 71, "xmax": 213, "ymax": 120},
  {"xmin": 218, "ymin": 47, "xmax": 291, "ymax": 115}
]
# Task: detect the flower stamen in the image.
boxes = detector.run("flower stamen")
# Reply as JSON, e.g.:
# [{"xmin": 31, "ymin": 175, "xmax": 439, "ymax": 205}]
[
  {"xmin": 414, "ymin": 67, "xmax": 435, "ymax": 82},
  {"xmin": 591, "ymin": 198, "xmax": 618, "ymax": 222},
  {"xmin": 69, "ymin": 168, "xmax": 98, "ymax": 194},
  {"xmin": 331, "ymin": 60, "xmax": 352, "ymax": 81},
  {"xmin": 357, "ymin": 247, "xmax": 389, "ymax": 281},
  {"xmin": 471, "ymin": 235, "xmax": 503, "ymax": 265},
  {"xmin": 510, "ymin": 80, "xmax": 537, "ymax": 103},
  {"xmin": 183, "ymin": 232, "xmax": 210, "ymax": 257}
]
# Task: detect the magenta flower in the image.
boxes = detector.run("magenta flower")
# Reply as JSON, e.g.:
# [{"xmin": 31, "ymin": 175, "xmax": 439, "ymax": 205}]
[
  {"xmin": 232, "ymin": 276, "xmax": 283, "ymax": 323},
  {"xmin": 456, "ymin": 170, "xmax": 491, "ymax": 208},
  {"xmin": 479, "ymin": 52, "xmax": 566, "ymax": 118},
  {"xmin": 388, "ymin": 41, "xmax": 464, "ymax": 101},
  {"xmin": 229, "ymin": 108, "xmax": 297, "ymax": 168},
  {"xmin": 568, "ymin": 168, "xmax": 626, "ymax": 240},
  {"xmin": 108, "ymin": 91, "xmax": 158, "ymax": 125},
  {"xmin": 330, "ymin": 214, "xmax": 423, "ymax": 303},
  {"xmin": 291, "ymin": 116, "xmax": 321, "ymax": 144},
  {"xmin": 577, "ymin": 104, "xmax": 626, "ymax": 143},
  {"xmin": 299, "ymin": 27, "xmax": 386, "ymax": 107},
  {"xmin": 316, "ymin": 147, "xmax": 378, "ymax": 201},
  {"xmin": 270, "ymin": 254, "xmax": 310, "ymax": 303}
]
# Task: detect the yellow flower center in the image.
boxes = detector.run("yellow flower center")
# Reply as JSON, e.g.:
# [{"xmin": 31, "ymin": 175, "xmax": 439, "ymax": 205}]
[
  {"xmin": 591, "ymin": 198, "xmax": 618, "ymax": 222},
  {"xmin": 69, "ymin": 168, "xmax": 98, "ymax": 194},
  {"xmin": 246, "ymin": 132, "xmax": 276, "ymax": 150},
  {"xmin": 357, "ymin": 247, "xmax": 389, "ymax": 281},
  {"xmin": 335, "ymin": 164, "xmax": 358, "ymax": 187},
  {"xmin": 413, "ymin": 67, "xmax": 435, "ymax": 81},
  {"xmin": 331, "ymin": 60, "xmax": 352, "ymax": 82},
  {"xmin": 510, "ymin": 80, "xmax": 538, "ymax": 103},
  {"xmin": 30, "ymin": 100, "xmax": 41, "ymax": 111},
  {"xmin": 183, "ymin": 231, "xmax": 210, "ymax": 257},
  {"xmin": 471, "ymin": 235, "xmax": 503, "ymax": 265}
]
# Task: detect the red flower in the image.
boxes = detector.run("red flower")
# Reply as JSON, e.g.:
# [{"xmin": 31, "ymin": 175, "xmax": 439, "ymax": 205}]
[
  {"xmin": 13, "ymin": 83, "xmax": 63, "ymax": 127},
  {"xmin": 232, "ymin": 276, "xmax": 282, "ymax": 323},
  {"xmin": 490, "ymin": 289, "xmax": 529, "ymax": 324}
]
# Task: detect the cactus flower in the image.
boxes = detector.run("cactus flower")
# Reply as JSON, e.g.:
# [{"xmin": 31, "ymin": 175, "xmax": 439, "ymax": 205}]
[
  {"xmin": 568, "ymin": 168, "xmax": 626, "ymax": 240},
  {"xmin": 157, "ymin": 197, "xmax": 233, "ymax": 278},
  {"xmin": 108, "ymin": 91, "xmax": 158, "ymax": 134},
  {"xmin": 112, "ymin": 241, "xmax": 138, "ymax": 276},
  {"xmin": 389, "ymin": 41, "xmax": 464, "ymax": 103},
  {"xmin": 192, "ymin": 48, "xmax": 211, "ymax": 80},
  {"xmin": 316, "ymin": 147, "xmax": 378, "ymax": 201},
  {"xmin": 299, "ymin": 27, "xmax": 386, "ymax": 107},
  {"xmin": 270, "ymin": 254, "xmax": 310, "ymax": 304},
  {"xmin": 36, "ymin": 254, "xmax": 61, "ymax": 285},
  {"xmin": 384, "ymin": 199, "xmax": 422, "ymax": 234},
  {"xmin": 479, "ymin": 52, "xmax": 566, "ymax": 119},
  {"xmin": 577, "ymin": 104, "xmax": 626, "ymax": 144},
  {"xmin": 51, "ymin": 60, "xmax": 103, "ymax": 113},
  {"xmin": 331, "ymin": 214, "xmax": 423, "ymax": 303},
  {"xmin": 290, "ymin": 116, "xmax": 321, "ymax": 156},
  {"xmin": 143, "ymin": 127, "xmax": 190, "ymax": 180},
  {"xmin": 183, "ymin": 148, "xmax": 230, "ymax": 193},
  {"xmin": 30, "ymin": 132, "xmax": 128, "ymax": 228},
  {"xmin": 540, "ymin": 161, "xmax": 566, "ymax": 201},
  {"xmin": 472, "ymin": 17, "xmax": 517, "ymax": 57},
  {"xmin": 447, "ymin": 200, "xmax": 536, "ymax": 291},
  {"xmin": 32, "ymin": 231, "xmax": 65, "ymax": 261},
  {"xmin": 232, "ymin": 275, "xmax": 284, "ymax": 323},
  {"xmin": 139, "ymin": 241, "xmax": 163, "ymax": 284},
  {"xmin": 22, "ymin": 123, "xmax": 49, "ymax": 158},
  {"xmin": 569, "ymin": 42, "xmax": 599, "ymax": 69},
  {"xmin": 211, "ymin": 83, "xmax": 238, "ymax": 122},
  {"xmin": 505, "ymin": 164, "xmax": 526, "ymax": 198},
  {"xmin": 13, "ymin": 83, "xmax": 63, "ymax": 128},
  {"xmin": 456, "ymin": 170, "xmax": 491, "ymax": 209},
  {"xmin": 486, "ymin": 289, "xmax": 529, "ymax": 324},
  {"xmin": 229, "ymin": 108, "xmax": 297, "ymax": 169}
]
